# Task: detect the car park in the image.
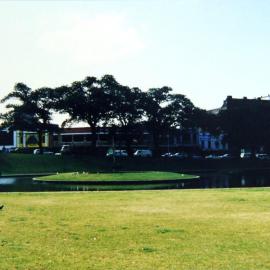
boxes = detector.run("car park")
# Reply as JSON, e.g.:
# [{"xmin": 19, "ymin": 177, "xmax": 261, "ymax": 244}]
[{"xmin": 134, "ymin": 149, "xmax": 152, "ymax": 157}]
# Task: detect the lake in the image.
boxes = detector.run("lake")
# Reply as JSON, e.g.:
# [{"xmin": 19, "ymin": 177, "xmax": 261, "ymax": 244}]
[{"xmin": 1, "ymin": 169, "xmax": 270, "ymax": 192}]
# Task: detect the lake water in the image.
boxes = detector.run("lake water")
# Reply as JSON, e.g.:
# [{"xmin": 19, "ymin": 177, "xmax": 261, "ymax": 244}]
[{"xmin": 1, "ymin": 169, "xmax": 270, "ymax": 192}]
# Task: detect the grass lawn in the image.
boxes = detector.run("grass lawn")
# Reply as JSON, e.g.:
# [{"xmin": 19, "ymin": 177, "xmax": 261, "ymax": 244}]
[
  {"xmin": 1, "ymin": 188, "xmax": 270, "ymax": 269},
  {"xmin": 35, "ymin": 171, "xmax": 198, "ymax": 182},
  {"xmin": 2, "ymin": 153, "xmax": 270, "ymax": 175}
]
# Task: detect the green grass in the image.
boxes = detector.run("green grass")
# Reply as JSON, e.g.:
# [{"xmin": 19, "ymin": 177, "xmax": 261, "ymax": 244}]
[
  {"xmin": 1, "ymin": 188, "xmax": 270, "ymax": 269},
  {"xmin": 35, "ymin": 171, "xmax": 197, "ymax": 182},
  {"xmin": 2, "ymin": 153, "xmax": 270, "ymax": 175}
]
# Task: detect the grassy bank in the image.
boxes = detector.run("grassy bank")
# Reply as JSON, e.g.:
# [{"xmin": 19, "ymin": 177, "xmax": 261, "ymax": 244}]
[
  {"xmin": 35, "ymin": 171, "xmax": 197, "ymax": 182},
  {"xmin": 1, "ymin": 188, "xmax": 270, "ymax": 269},
  {"xmin": 1, "ymin": 153, "xmax": 270, "ymax": 174}
]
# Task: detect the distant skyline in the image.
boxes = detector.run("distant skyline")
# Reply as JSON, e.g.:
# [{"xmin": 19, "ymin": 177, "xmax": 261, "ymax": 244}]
[{"xmin": 1, "ymin": 0, "xmax": 270, "ymax": 122}]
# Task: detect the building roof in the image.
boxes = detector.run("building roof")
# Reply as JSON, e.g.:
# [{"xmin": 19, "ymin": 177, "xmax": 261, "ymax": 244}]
[{"xmin": 221, "ymin": 95, "xmax": 270, "ymax": 110}]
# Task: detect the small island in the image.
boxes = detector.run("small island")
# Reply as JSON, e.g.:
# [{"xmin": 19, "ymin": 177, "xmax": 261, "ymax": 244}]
[{"xmin": 34, "ymin": 171, "xmax": 198, "ymax": 184}]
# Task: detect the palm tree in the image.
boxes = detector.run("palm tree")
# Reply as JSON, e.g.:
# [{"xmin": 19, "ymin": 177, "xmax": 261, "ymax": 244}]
[{"xmin": 1, "ymin": 83, "xmax": 57, "ymax": 153}]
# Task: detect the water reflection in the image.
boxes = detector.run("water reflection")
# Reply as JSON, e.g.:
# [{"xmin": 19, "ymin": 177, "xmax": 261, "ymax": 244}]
[
  {"xmin": 196, "ymin": 169, "xmax": 270, "ymax": 189},
  {"xmin": 1, "ymin": 169, "xmax": 270, "ymax": 192},
  {"xmin": 0, "ymin": 178, "xmax": 16, "ymax": 185}
]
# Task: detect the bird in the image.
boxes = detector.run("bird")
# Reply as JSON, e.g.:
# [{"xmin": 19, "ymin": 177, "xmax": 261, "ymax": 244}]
[{"xmin": 0, "ymin": 205, "xmax": 4, "ymax": 210}]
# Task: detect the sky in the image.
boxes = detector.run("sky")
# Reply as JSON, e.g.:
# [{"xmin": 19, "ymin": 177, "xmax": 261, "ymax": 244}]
[{"xmin": 1, "ymin": 0, "xmax": 270, "ymax": 124}]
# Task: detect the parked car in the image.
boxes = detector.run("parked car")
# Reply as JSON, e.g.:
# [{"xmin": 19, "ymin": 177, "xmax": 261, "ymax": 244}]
[
  {"xmin": 218, "ymin": 153, "xmax": 234, "ymax": 159},
  {"xmin": 7, "ymin": 147, "xmax": 18, "ymax": 153},
  {"xmin": 205, "ymin": 154, "xmax": 219, "ymax": 159},
  {"xmin": 240, "ymin": 152, "xmax": 252, "ymax": 159},
  {"xmin": 134, "ymin": 149, "xmax": 152, "ymax": 157},
  {"xmin": 106, "ymin": 149, "xmax": 128, "ymax": 157},
  {"xmin": 1, "ymin": 147, "xmax": 16, "ymax": 153},
  {"xmin": 60, "ymin": 145, "xmax": 72, "ymax": 154},
  {"xmin": 172, "ymin": 152, "xmax": 188, "ymax": 159},
  {"xmin": 33, "ymin": 149, "xmax": 54, "ymax": 155},
  {"xmin": 161, "ymin": 152, "xmax": 174, "ymax": 158},
  {"xmin": 191, "ymin": 154, "xmax": 204, "ymax": 160},
  {"xmin": 256, "ymin": 153, "xmax": 270, "ymax": 160}
]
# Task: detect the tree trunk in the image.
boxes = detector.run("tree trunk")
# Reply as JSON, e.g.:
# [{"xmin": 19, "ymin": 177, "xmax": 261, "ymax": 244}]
[
  {"xmin": 125, "ymin": 131, "xmax": 133, "ymax": 156},
  {"xmin": 90, "ymin": 124, "xmax": 97, "ymax": 154},
  {"xmin": 152, "ymin": 132, "xmax": 160, "ymax": 157}
]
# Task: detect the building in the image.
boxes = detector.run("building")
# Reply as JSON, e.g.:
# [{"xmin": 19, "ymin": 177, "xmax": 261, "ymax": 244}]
[
  {"xmin": 51, "ymin": 127, "xmax": 200, "ymax": 152},
  {"xmin": 198, "ymin": 131, "xmax": 228, "ymax": 152},
  {"xmin": 0, "ymin": 126, "xmax": 227, "ymax": 153},
  {"xmin": 0, "ymin": 129, "xmax": 50, "ymax": 150}
]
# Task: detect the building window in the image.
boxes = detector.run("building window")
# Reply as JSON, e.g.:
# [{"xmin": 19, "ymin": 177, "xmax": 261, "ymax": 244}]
[
  {"xmin": 73, "ymin": 135, "xmax": 85, "ymax": 142},
  {"xmin": 193, "ymin": 133, "xmax": 197, "ymax": 143},
  {"xmin": 62, "ymin": 135, "xmax": 72, "ymax": 142},
  {"xmin": 85, "ymin": 135, "xmax": 93, "ymax": 141},
  {"xmin": 53, "ymin": 135, "xmax": 58, "ymax": 142},
  {"xmin": 201, "ymin": 142, "xmax": 204, "ymax": 149}
]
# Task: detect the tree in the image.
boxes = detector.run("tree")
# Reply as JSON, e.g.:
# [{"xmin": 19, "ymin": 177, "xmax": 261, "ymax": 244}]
[
  {"xmin": 52, "ymin": 76, "xmax": 110, "ymax": 152},
  {"xmin": 143, "ymin": 87, "xmax": 196, "ymax": 155},
  {"xmin": 106, "ymin": 81, "xmax": 145, "ymax": 155},
  {"xmin": 1, "ymin": 83, "xmax": 57, "ymax": 153}
]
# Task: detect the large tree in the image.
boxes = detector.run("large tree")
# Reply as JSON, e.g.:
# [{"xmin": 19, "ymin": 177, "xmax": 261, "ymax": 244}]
[
  {"xmin": 52, "ymin": 76, "xmax": 110, "ymax": 152},
  {"xmin": 143, "ymin": 87, "xmax": 196, "ymax": 155},
  {"xmin": 104, "ymin": 77, "xmax": 145, "ymax": 154}
]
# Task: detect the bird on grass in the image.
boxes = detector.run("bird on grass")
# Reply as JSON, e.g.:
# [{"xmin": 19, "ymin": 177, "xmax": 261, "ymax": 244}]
[{"xmin": 0, "ymin": 205, "xmax": 4, "ymax": 210}]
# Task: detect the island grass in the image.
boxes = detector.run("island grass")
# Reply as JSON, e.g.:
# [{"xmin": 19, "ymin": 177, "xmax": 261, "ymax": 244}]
[
  {"xmin": 1, "ymin": 188, "xmax": 270, "ymax": 269},
  {"xmin": 35, "ymin": 171, "xmax": 197, "ymax": 182}
]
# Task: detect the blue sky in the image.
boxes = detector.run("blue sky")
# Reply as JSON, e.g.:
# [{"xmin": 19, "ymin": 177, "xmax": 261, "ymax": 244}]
[{"xmin": 1, "ymin": 0, "xmax": 270, "ymax": 119}]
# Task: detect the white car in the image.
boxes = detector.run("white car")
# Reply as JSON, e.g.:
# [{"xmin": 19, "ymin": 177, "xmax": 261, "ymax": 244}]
[
  {"xmin": 106, "ymin": 150, "xmax": 128, "ymax": 157},
  {"xmin": 256, "ymin": 153, "xmax": 270, "ymax": 160},
  {"xmin": 134, "ymin": 149, "xmax": 152, "ymax": 157},
  {"xmin": 61, "ymin": 145, "xmax": 72, "ymax": 154},
  {"xmin": 33, "ymin": 149, "xmax": 54, "ymax": 155},
  {"xmin": 173, "ymin": 152, "xmax": 188, "ymax": 159},
  {"xmin": 205, "ymin": 154, "xmax": 219, "ymax": 159},
  {"xmin": 240, "ymin": 152, "xmax": 252, "ymax": 159},
  {"xmin": 161, "ymin": 152, "xmax": 174, "ymax": 158}
]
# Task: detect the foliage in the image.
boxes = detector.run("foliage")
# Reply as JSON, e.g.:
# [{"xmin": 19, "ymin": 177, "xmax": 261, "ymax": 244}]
[
  {"xmin": 0, "ymin": 83, "xmax": 57, "ymax": 152},
  {"xmin": 53, "ymin": 76, "xmax": 111, "ymax": 151},
  {"xmin": 143, "ymin": 87, "xmax": 196, "ymax": 154}
]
